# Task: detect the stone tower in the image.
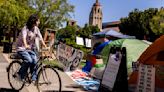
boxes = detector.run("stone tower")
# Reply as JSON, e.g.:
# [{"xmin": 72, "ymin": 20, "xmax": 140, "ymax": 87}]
[{"xmin": 89, "ymin": 0, "xmax": 103, "ymax": 30}]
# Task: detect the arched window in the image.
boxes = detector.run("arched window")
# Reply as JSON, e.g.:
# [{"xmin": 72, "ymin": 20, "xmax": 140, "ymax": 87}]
[{"xmin": 98, "ymin": 9, "xmax": 100, "ymax": 13}]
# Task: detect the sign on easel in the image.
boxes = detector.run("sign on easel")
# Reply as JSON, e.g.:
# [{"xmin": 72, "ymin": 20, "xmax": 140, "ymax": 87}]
[
  {"xmin": 136, "ymin": 64, "xmax": 155, "ymax": 92},
  {"xmin": 101, "ymin": 51, "xmax": 122, "ymax": 90},
  {"xmin": 99, "ymin": 47, "xmax": 128, "ymax": 92}
]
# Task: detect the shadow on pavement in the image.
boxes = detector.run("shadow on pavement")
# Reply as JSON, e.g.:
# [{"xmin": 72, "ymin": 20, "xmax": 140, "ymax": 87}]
[
  {"xmin": 0, "ymin": 88, "xmax": 19, "ymax": 92},
  {"xmin": 65, "ymin": 84, "xmax": 83, "ymax": 88},
  {"xmin": 65, "ymin": 84, "xmax": 86, "ymax": 91}
]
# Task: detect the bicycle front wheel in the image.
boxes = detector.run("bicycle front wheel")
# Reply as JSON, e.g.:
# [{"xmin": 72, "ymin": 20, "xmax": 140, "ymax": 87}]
[
  {"xmin": 7, "ymin": 61, "xmax": 25, "ymax": 90},
  {"xmin": 37, "ymin": 66, "xmax": 62, "ymax": 92}
]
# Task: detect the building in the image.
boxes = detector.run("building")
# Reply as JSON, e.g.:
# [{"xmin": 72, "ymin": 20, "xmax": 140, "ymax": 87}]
[
  {"xmin": 102, "ymin": 21, "xmax": 121, "ymax": 31},
  {"xmin": 89, "ymin": 0, "xmax": 103, "ymax": 30},
  {"xmin": 89, "ymin": 1, "xmax": 121, "ymax": 46}
]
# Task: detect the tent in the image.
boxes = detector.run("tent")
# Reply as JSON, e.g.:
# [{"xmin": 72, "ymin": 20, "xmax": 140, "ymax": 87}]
[
  {"xmin": 93, "ymin": 29, "xmax": 135, "ymax": 39},
  {"xmin": 128, "ymin": 35, "xmax": 164, "ymax": 92},
  {"xmin": 100, "ymin": 39, "xmax": 151, "ymax": 75}
]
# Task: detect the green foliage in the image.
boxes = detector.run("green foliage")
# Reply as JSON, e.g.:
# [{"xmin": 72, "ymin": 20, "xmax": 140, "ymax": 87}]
[
  {"xmin": 29, "ymin": 0, "xmax": 74, "ymax": 31},
  {"xmin": 0, "ymin": 0, "xmax": 74, "ymax": 42},
  {"xmin": 56, "ymin": 25, "xmax": 100, "ymax": 58},
  {"xmin": 119, "ymin": 8, "xmax": 158, "ymax": 41},
  {"xmin": 0, "ymin": 0, "xmax": 35, "ymax": 32},
  {"xmin": 150, "ymin": 8, "xmax": 164, "ymax": 35},
  {"xmin": 77, "ymin": 24, "xmax": 100, "ymax": 38},
  {"xmin": 57, "ymin": 25, "xmax": 77, "ymax": 39}
]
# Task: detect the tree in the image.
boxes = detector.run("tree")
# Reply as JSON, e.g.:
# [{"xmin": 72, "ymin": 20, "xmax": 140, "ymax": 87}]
[
  {"xmin": 78, "ymin": 24, "xmax": 100, "ymax": 38},
  {"xmin": 0, "ymin": 0, "xmax": 74, "ymax": 42},
  {"xmin": 0, "ymin": 0, "xmax": 35, "ymax": 41},
  {"xmin": 150, "ymin": 8, "xmax": 164, "ymax": 36},
  {"xmin": 56, "ymin": 24, "xmax": 100, "ymax": 55},
  {"xmin": 29, "ymin": 0, "xmax": 74, "ymax": 31},
  {"xmin": 119, "ymin": 8, "xmax": 158, "ymax": 41}
]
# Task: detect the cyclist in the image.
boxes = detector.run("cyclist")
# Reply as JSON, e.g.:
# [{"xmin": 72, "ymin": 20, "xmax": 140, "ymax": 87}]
[{"xmin": 16, "ymin": 14, "xmax": 47, "ymax": 81}]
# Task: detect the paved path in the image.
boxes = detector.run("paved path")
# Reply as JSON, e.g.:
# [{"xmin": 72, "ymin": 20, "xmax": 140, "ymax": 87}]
[
  {"xmin": 0, "ymin": 53, "xmax": 13, "ymax": 90},
  {"xmin": 0, "ymin": 53, "xmax": 29, "ymax": 92},
  {"xmin": 0, "ymin": 46, "xmax": 86, "ymax": 92}
]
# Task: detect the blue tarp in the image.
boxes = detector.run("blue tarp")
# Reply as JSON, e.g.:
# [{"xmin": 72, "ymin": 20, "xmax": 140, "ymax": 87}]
[
  {"xmin": 92, "ymin": 40, "xmax": 112, "ymax": 55},
  {"xmin": 82, "ymin": 40, "xmax": 112, "ymax": 72}
]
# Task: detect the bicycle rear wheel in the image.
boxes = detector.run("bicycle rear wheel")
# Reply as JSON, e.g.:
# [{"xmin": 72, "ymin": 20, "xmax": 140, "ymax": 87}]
[
  {"xmin": 37, "ymin": 65, "xmax": 62, "ymax": 92},
  {"xmin": 7, "ymin": 61, "xmax": 25, "ymax": 90}
]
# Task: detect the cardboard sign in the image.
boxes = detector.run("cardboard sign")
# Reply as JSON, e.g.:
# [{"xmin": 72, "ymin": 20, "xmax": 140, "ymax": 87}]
[
  {"xmin": 101, "ymin": 51, "xmax": 122, "ymax": 91},
  {"xmin": 99, "ymin": 47, "xmax": 128, "ymax": 92},
  {"xmin": 57, "ymin": 43, "xmax": 84, "ymax": 71},
  {"xmin": 136, "ymin": 64, "xmax": 155, "ymax": 92}
]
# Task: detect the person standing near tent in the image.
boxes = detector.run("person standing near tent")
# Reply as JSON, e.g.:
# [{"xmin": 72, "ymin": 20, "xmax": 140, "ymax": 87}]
[
  {"xmin": 82, "ymin": 37, "xmax": 112, "ymax": 72},
  {"xmin": 16, "ymin": 14, "xmax": 47, "ymax": 81}
]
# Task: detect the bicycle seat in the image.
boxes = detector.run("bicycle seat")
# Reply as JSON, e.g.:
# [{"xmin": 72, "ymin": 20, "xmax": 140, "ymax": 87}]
[{"xmin": 10, "ymin": 53, "xmax": 22, "ymax": 59}]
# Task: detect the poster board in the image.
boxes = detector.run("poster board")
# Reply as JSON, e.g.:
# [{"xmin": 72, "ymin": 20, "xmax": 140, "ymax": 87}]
[
  {"xmin": 136, "ymin": 64, "xmax": 155, "ymax": 92},
  {"xmin": 76, "ymin": 36, "xmax": 91, "ymax": 48},
  {"xmin": 76, "ymin": 36, "xmax": 84, "ymax": 45},
  {"xmin": 101, "ymin": 48, "xmax": 122, "ymax": 91},
  {"xmin": 99, "ymin": 47, "xmax": 128, "ymax": 92},
  {"xmin": 85, "ymin": 38, "xmax": 91, "ymax": 48},
  {"xmin": 57, "ymin": 43, "xmax": 84, "ymax": 71}
]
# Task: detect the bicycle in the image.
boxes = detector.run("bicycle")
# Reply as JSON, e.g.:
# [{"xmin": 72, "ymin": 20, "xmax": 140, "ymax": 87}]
[{"xmin": 6, "ymin": 48, "xmax": 62, "ymax": 92}]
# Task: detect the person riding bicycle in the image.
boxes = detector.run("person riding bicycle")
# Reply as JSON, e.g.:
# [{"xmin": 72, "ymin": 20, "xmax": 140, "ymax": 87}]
[{"xmin": 16, "ymin": 14, "xmax": 47, "ymax": 81}]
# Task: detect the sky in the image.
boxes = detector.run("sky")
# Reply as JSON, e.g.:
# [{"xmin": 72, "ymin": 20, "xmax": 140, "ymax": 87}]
[{"xmin": 67, "ymin": 0, "xmax": 164, "ymax": 27}]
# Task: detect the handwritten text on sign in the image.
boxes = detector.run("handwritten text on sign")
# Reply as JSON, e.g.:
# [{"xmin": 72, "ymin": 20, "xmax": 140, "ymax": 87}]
[
  {"xmin": 57, "ymin": 43, "xmax": 84, "ymax": 71},
  {"xmin": 136, "ymin": 64, "xmax": 155, "ymax": 92},
  {"xmin": 101, "ymin": 52, "xmax": 122, "ymax": 90}
]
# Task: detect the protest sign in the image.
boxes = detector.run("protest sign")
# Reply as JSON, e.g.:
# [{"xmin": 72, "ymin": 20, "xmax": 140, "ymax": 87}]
[
  {"xmin": 57, "ymin": 43, "xmax": 84, "ymax": 71},
  {"xmin": 136, "ymin": 64, "xmax": 155, "ymax": 92},
  {"xmin": 99, "ymin": 47, "xmax": 128, "ymax": 92},
  {"xmin": 101, "ymin": 48, "xmax": 122, "ymax": 90}
]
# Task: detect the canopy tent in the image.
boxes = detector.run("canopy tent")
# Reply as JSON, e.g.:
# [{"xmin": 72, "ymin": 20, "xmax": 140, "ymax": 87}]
[
  {"xmin": 93, "ymin": 30, "xmax": 109, "ymax": 36},
  {"xmin": 100, "ymin": 39, "xmax": 151, "ymax": 75},
  {"xmin": 93, "ymin": 29, "xmax": 135, "ymax": 39},
  {"xmin": 128, "ymin": 35, "xmax": 164, "ymax": 92}
]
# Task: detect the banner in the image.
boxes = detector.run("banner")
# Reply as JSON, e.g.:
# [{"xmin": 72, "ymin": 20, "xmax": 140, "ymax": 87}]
[
  {"xmin": 57, "ymin": 43, "xmax": 84, "ymax": 71},
  {"xmin": 136, "ymin": 64, "xmax": 155, "ymax": 92}
]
